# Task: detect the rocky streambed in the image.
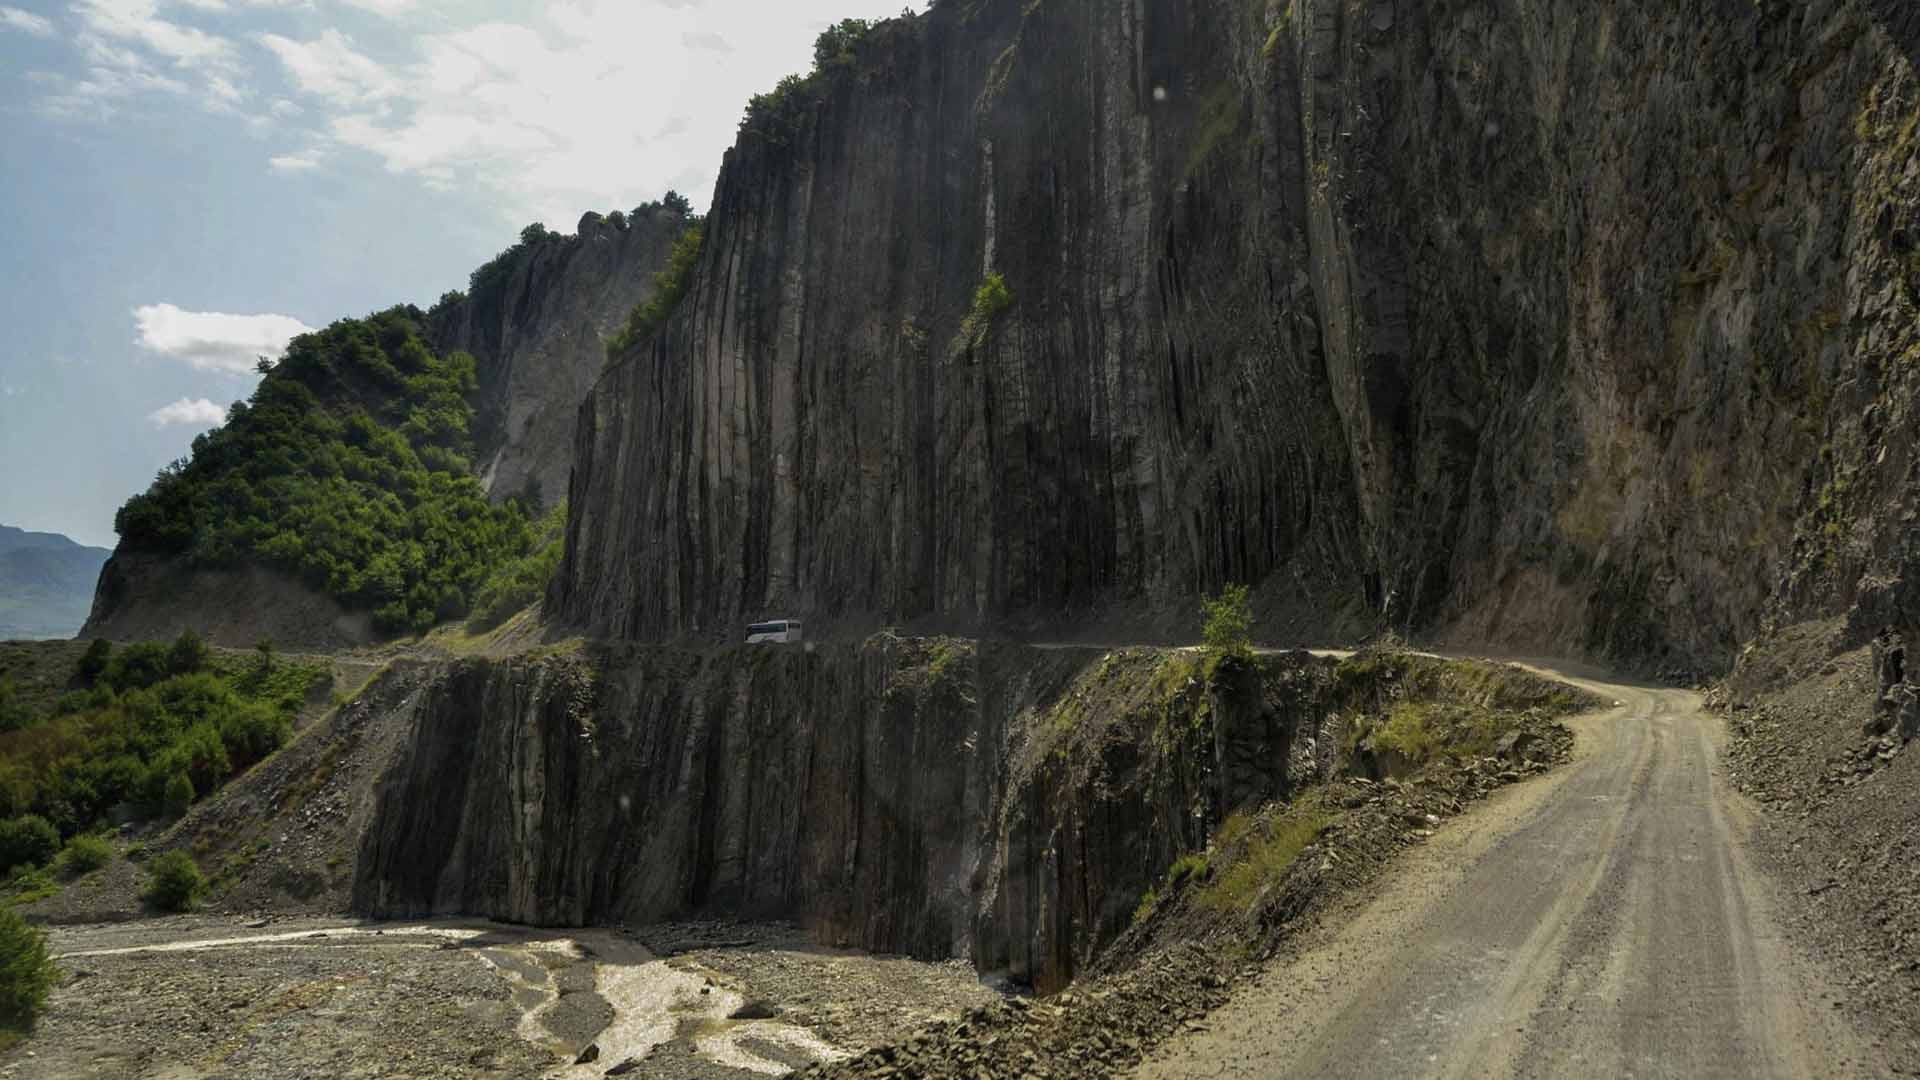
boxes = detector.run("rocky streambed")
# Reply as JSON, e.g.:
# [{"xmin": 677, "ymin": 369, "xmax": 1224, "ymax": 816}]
[{"xmin": 2, "ymin": 918, "xmax": 996, "ymax": 1080}]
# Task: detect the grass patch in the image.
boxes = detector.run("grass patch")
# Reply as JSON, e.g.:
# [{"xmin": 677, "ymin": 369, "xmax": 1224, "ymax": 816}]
[{"xmin": 1198, "ymin": 797, "xmax": 1332, "ymax": 913}]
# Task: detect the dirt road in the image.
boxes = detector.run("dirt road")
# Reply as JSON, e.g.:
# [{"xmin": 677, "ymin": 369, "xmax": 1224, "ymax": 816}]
[{"xmin": 1135, "ymin": 659, "xmax": 1886, "ymax": 1079}]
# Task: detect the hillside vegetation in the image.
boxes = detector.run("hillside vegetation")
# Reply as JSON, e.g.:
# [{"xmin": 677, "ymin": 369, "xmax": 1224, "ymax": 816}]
[
  {"xmin": 0, "ymin": 635, "xmax": 325, "ymax": 843},
  {"xmin": 112, "ymin": 309, "xmax": 542, "ymax": 635}
]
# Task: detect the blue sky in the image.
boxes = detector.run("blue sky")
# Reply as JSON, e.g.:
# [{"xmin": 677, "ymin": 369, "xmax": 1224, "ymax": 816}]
[{"xmin": 0, "ymin": 0, "xmax": 909, "ymax": 548}]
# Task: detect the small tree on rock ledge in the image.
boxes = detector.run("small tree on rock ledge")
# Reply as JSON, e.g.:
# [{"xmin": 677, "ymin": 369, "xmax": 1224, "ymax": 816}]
[{"xmin": 1202, "ymin": 583, "xmax": 1254, "ymax": 661}]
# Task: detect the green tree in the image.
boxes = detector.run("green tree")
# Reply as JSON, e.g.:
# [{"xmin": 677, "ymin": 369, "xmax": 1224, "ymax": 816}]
[
  {"xmin": 1202, "ymin": 583, "xmax": 1254, "ymax": 659},
  {"xmin": 0, "ymin": 909, "xmax": 55, "ymax": 1035},
  {"xmin": 166, "ymin": 630, "xmax": 210, "ymax": 677},
  {"xmin": 75, "ymin": 639, "xmax": 113, "ymax": 685},
  {"xmin": 813, "ymin": 18, "xmax": 875, "ymax": 69},
  {"xmin": 144, "ymin": 850, "xmax": 203, "ymax": 912},
  {"xmin": 162, "ymin": 771, "xmax": 195, "ymax": 818},
  {"xmin": 0, "ymin": 678, "xmax": 27, "ymax": 735}
]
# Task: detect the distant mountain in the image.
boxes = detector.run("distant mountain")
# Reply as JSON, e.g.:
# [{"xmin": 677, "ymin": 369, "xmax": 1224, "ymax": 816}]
[{"xmin": 0, "ymin": 526, "xmax": 109, "ymax": 640}]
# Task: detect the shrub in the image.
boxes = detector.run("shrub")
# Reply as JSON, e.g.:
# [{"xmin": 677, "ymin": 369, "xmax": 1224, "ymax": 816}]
[
  {"xmin": 76, "ymin": 639, "xmax": 112, "ymax": 684},
  {"xmin": 813, "ymin": 17, "xmax": 875, "ymax": 69},
  {"xmin": 166, "ymin": 630, "xmax": 210, "ymax": 677},
  {"xmin": 972, "ymin": 273, "xmax": 1013, "ymax": 322},
  {"xmin": 104, "ymin": 642, "xmax": 172, "ymax": 693},
  {"xmin": 1202, "ymin": 583, "xmax": 1254, "ymax": 658},
  {"xmin": 145, "ymin": 850, "xmax": 203, "ymax": 912},
  {"xmin": 0, "ymin": 678, "xmax": 26, "ymax": 735},
  {"xmin": 0, "ymin": 908, "xmax": 55, "ymax": 1033},
  {"xmin": 55, "ymin": 835, "xmax": 112, "ymax": 876},
  {"xmin": 606, "ymin": 224, "xmax": 706, "ymax": 359},
  {"xmin": 467, "ymin": 502, "xmax": 567, "ymax": 632},
  {"xmin": 0, "ymin": 817, "xmax": 59, "ymax": 875},
  {"xmin": 161, "ymin": 772, "xmax": 195, "ymax": 818}
]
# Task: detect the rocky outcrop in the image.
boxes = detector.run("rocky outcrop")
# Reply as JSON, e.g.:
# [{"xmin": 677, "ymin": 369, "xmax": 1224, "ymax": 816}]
[
  {"xmin": 429, "ymin": 206, "xmax": 685, "ymax": 510},
  {"xmin": 82, "ymin": 550, "xmax": 372, "ymax": 650},
  {"xmin": 558, "ymin": 0, "xmax": 1920, "ymax": 673}
]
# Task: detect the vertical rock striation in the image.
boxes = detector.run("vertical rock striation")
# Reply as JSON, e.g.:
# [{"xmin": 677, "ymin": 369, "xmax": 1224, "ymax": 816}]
[
  {"xmin": 558, "ymin": 0, "xmax": 1920, "ymax": 673},
  {"xmin": 350, "ymin": 641, "xmax": 1317, "ymax": 976},
  {"xmin": 429, "ymin": 206, "xmax": 685, "ymax": 510}
]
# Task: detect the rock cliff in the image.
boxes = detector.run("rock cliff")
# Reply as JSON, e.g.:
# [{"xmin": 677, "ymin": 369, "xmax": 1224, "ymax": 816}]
[
  {"xmin": 350, "ymin": 640, "xmax": 1333, "ymax": 976},
  {"xmin": 343, "ymin": 640, "xmax": 1579, "ymax": 989},
  {"xmin": 558, "ymin": 0, "xmax": 1920, "ymax": 673},
  {"xmin": 429, "ymin": 206, "xmax": 686, "ymax": 510}
]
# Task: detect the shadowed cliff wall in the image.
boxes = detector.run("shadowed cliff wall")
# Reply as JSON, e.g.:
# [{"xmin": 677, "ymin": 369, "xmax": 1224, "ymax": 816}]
[{"xmin": 558, "ymin": 0, "xmax": 1920, "ymax": 673}]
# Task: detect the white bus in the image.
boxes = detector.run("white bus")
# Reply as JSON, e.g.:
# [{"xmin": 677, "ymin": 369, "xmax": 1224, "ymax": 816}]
[{"xmin": 746, "ymin": 620, "xmax": 804, "ymax": 644}]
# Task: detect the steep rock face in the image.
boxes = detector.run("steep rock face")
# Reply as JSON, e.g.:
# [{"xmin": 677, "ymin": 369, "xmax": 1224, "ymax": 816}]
[
  {"xmin": 559, "ymin": 0, "xmax": 1920, "ymax": 672},
  {"xmin": 349, "ymin": 640, "xmax": 1313, "ymax": 972},
  {"xmin": 429, "ymin": 207, "xmax": 684, "ymax": 509},
  {"xmin": 972, "ymin": 651, "xmax": 1319, "ymax": 990},
  {"xmin": 354, "ymin": 639, "xmax": 1049, "ymax": 959},
  {"xmin": 83, "ymin": 551, "xmax": 372, "ymax": 650}
]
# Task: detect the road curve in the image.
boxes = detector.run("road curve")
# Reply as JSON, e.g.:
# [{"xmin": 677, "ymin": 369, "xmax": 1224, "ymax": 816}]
[{"xmin": 1134, "ymin": 658, "xmax": 1883, "ymax": 1079}]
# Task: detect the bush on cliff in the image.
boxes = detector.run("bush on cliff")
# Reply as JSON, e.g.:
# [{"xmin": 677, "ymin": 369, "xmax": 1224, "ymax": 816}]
[
  {"xmin": 606, "ymin": 223, "xmax": 706, "ymax": 360},
  {"xmin": 113, "ymin": 308, "xmax": 539, "ymax": 635},
  {"xmin": 1202, "ymin": 583, "xmax": 1254, "ymax": 659}
]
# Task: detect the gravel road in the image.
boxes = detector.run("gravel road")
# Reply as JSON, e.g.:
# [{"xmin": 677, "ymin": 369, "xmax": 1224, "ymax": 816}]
[{"xmin": 1136, "ymin": 661, "xmax": 1889, "ymax": 1079}]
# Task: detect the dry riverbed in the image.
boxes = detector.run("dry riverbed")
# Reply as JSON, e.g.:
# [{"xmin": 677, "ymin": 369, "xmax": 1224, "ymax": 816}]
[{"xmin": 0, "ymin": 917, "xmax": 997, "ymax": 1079}]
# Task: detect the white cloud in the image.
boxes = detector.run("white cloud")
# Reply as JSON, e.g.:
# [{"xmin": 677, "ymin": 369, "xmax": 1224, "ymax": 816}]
[
  {"xmin": 39, "ymin": 0, "xmax": 918, "ymax": 222},
  {"xmin": 257, "ymin": 29, "xmax": 397, "ymax": 105},
  {"xmin": 77, "ymin": 0, "xmax": 235, "ymax": 69},
  {"xmin": 249, "ymin": 0, "xmax": 912, "ymax": 224},
  {"xmin": 338, "ymin": 0, "xmax": 415, "ymax": 15},
  {"xmin": 268, "ymin": 148, "xmax": 322, "ymax": 171},
  {"xmin": 0, "ymin": 7, "xmax": 55, "ymax": 36},
  {"xmin": 133, "ymin": 303, "xmax": 315, "ymax": 375},
  {"xmin": 147, "ymin": 397, "xmax": 229, "ymax": 429}
]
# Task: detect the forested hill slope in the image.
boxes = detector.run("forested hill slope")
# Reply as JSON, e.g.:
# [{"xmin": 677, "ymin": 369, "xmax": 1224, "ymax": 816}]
[
  {"xmin": 89, "ymin": 309, "xmax": 535, "ymax": 645},
  {"xmin": 559, "ymin": 0, "xmax": 1920, "ymax": 674},
  {"xmin": 84, "ymin": 208, "xmax": 686, "ymax": 648},
  {"xmin": 0, "ymin": 528, "xmax": 109, "ymax": 641}
]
